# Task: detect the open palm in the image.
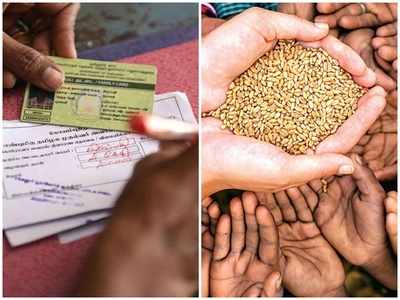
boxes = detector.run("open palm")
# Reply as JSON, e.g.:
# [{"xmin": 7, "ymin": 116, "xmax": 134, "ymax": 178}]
[
  {"xmin": 313, "ymin": 154, "xmax": 397, "ymax": 289},
  {"xmin": 256, "ymin": 189, "xmax": 345, "ymax": 296},
  {"xmin": 210, "ymin": 192, "xmax": 283, "ymax": 297}
]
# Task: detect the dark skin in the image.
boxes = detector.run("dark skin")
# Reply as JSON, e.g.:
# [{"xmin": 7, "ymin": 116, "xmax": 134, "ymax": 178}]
[
  {"xmin": 77, "ymin": 145, "xmax": 198, "ymax": 296},
  {"xmin": 384, "ymin": 191, "xmax": 397, "ymax": 255},
  {"xmin": 313, "ymin": 154, "xmax": 397, "ymax": 290},
  {"xmin": 341, "ymin": 29, "xmax": 397, "ymax": 180},
  {"xmin": 3, "ymin": 3, "xmax": 79, "ymax": 90},
  {"xmin": 209, "ymin": 192, "xmax": 283, "ymax": 297},
  {"xmin": 277, "ymin": 3, "xmax": 316, "ymax": 21},
  {"xmin": 315, "ymin": 3, "xmax": 397, "ymax": 30},
  {"xmin": 372, "ymin": 21, "xmax": 397, "ymax": 79},
  {"xmin": 201, "ymin": 197, "xmax": 220, "ymax": 297},
  {"xmin": 256, "ymin": 189, "xmax": 346, "ymax": 297}
]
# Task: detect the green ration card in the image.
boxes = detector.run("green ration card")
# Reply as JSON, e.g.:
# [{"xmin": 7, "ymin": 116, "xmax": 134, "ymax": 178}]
[{"xmin": 20, "ymin": 56, "xmax": 157, "ymax": 131}]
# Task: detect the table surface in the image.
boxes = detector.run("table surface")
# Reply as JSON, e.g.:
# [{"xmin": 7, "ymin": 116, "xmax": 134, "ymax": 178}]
[{"xmin": 3, "ymin": 27, "xmax": 198, "ymax": 296}]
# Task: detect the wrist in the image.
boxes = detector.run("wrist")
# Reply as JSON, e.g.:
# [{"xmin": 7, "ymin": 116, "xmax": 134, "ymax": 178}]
[{"xmin": 362, "ymin": 249, "xmax": 397, "ymax": 290}]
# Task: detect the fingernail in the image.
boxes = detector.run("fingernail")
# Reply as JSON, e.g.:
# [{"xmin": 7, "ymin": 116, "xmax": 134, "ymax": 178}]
[
  {"xmin": 275, "ymin": 274, "xmax": 282, "ymax": 290},
  {"xmin": 314, "ymin": 22, "xmax": 329, "ymax": 31},
  {"xmin": 130, "ymin": 114, "xmax": 147, "ymax": 133},
  {"xmin": 42, "ymin": 67, "xmax": 64, "ymax": 90},
  {"xmin": 337, "ymin": 164, "xmax": 354, "ymax": 175}
]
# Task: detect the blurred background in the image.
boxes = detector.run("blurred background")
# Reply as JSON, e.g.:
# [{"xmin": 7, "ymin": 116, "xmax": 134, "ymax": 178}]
[{"xmin": 76, "ymin": 3, "xmax": 198, "ymax": 52}]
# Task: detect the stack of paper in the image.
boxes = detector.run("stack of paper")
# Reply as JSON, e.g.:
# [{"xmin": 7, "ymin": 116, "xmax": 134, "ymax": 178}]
[{"xmin": 3, "ymin": 92, "xmax": 197, "ymax": 247}]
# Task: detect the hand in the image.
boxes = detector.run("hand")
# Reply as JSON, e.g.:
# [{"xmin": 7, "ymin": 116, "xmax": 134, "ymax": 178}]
[
  {"xmin": 277, "ymin": 3, "xmax": 316, "ymax": 21},
  {"xmin": 201, "ymin": 197, "xmax": 221, "ymax": 297},
  {"xmin": 202, "ymin": 15, "xmax": 225, "ymax": 36},
  {"xmin": 3, "ymin": 3, "xmax": 79, "ymax": 90},
  {"xmin": 203, "ymin": 117, "xmax": 355, "ymax": 196},
  {"xmin": 315, "ymin": 3, "xmax": 397, "ymax": 29},
  {"xmin": 77, "ymin": 144, "xmax": 198, "ymax": 296},
  {"xmin": 372, "ymin": 22, "xmax": 397, "ymax": 79},
  {"xmin": 313, "ymin": 154, "xmax": 396, "ymax": 289},
  {"xmin": 341, "ymin": 28, "xmax": 396, "ymax": 91},
  {"xmin": 384, "ymin": 191, "xmax": 397, "ymax": 255},
  {"xmin": 256, "ymin": 189, "xmax": 346, "ymax": 297},
  {"xmin": 209, "ymin": 192, "xmax": 284, "ymax": 297},
  {"xmin": 351, "ymin": 90, "xmax": 397, "ymax": 180},
  {"xmin": 201, "ymin": 8, "xmax": 385, "ymax": 196}
]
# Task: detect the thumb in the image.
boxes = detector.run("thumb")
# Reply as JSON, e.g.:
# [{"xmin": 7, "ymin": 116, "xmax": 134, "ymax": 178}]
[
  {"xmin": 283, "ymin": 153, "xmax": 354, "ymax": 187},
  {"xmin": 3, "ymin": 33, "xmax": 64, "ymax": 91},
  {"xmin": 261, "ymin": 271, "xmax": 283, "ymax": 297}
]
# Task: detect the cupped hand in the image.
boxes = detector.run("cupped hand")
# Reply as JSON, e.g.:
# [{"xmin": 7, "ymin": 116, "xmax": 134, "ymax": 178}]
[
  {"xmin": 341, "ymin": 28, "xmax": 396, "ymax": 91},
  {"xmin": 201, "ymin": 8, "xmax": 386, "ymax": 196},
  {"xmin": 202, "ymin": 7, "xmax": 331, "ymax": 112},
  {"xmin": 351, "ymin": 90, "xmax": 397, "ymax": 180},
  {"xmin": 313, "ymin": 154, "xmax": 397, "ymax": 289},
  {"xmin": 3, "ymin": 3, "xmax": 80, "ymax": 90},
  {"xmin": 202, "ymin": 117, "xmax": 355, "ymax": 197},
  {"xmin": 256, "ymin": 189, "xmax": 346, "ymax": 297},
  {"xmin": 315, "ymin": 3, "xmax": 397, "ymax": 29},
  {"xmin": 209, "ymin": 192, "xmax": 284, "ymax": 297},
  {"xmin": 372, "ymin": 22, "xmax": 397, "ymax": 79}
]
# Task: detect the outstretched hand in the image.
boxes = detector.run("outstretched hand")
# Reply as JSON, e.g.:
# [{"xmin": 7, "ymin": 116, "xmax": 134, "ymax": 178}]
[
  {"xmin": 313, "ymin": 154, "xmax": 397, "ymax": 289},
  {"xmin": 209, "ymin": 192, "xmax": 284, "ymax": 297},
  {"xmin": 256, "ymin": 189, "xmax": 346, "ymax": 297}
]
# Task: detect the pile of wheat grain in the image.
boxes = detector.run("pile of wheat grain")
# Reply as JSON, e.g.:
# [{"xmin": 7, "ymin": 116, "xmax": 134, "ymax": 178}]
[{"xmin": 208, "ymin": 40, "xmax": 365, "ymax": 155}]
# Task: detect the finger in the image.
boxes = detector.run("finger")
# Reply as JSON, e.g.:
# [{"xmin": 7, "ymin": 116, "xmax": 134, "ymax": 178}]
[
  {"xmin": 393, "ymin": 59, "xmax": 397, "ymax": 72},
  {"xmin": 201, "ymin": 248, "xmax": 212, "ymax": 297},
  {"xmin": 208, "ymin": 202, "xmax": 221, "ymax": 235},
  {"xmin": 131, "ymin": 113, "xmax": 198, "ymax": 142},
  {"xmin": 372, "ymin": 36, "xmax": 397, "ymax": 49},
  {"xmin": 256, "ymin": 205, "xmax": 280, "ymax": 265},
  {"xmin": 386, "ymin": 213, "xmax": 397, "ymax": 254},
  {"xmin": 375, "ymin": 164, "xmax": 397, "ymax": 181},
  {"xmin": 339, "ymin": 13, "xmax": 379, "ymax": 29},
  {"xmin": 3, "ymin": 33, "xmax": 64, "ymax": 91},
  {"xmin": 385, "ymin": 191, "xmax": 397, "ymax": 214},
  {"xmin": 316, "ymin": 86, "xmax": 386, "ymax": 154},
  {"xmin": 300, "ymin": 35, "xmax": 375, "ymax": 86},
  {"xmin": 283, "ymin": 153, "xmax": 355, "ymax": 187},
  {"xmin": 350, "ymin": 154, "xmax": 386, "ymax": 205},
  {"xmin": 203, "ymin": 7, "xmax": 329, "ymax": 111},
  {"xmin": 229, "ymin": 197, "xmax": 245, "ymax": 255},
  {"xmin": 213, "ymin": 214, "xmax": 231, "ymax": 260},
  {"xmin": 3, "ymin": 69, "xmax": 17, "ymax": 88},
  {"xmin": 316, "ymin": 3, "xmax": 348, "ymax": 14},
  {"xmin": 242, "ymin": 192, "xmax": 259, "ymax": 255},
  {"xmin": 286, "ymin": 187, "xmax": 313, "ymax": 221},
  {"xmin": 256, "ymin": 192, "xmax": 283, "ymax": 225},
  {"xmin": 375, "ymin": 67, "xmax": 396, "ymax": 91},
  {"xmin": 299, "ymin": 184, "xmax": 319, "ymax": 212},
  {"xmin": 315, "ymin": 4, "xmax": 364, "ymax": 28},
  {"xmin": 378, "ymin": 45, "xmax": 397, "ymax": 62},
  {"xmin": 51, "ymin": 4, "xmax": 80, "ymax": 58},
  {"xmin": 376, "ymin": 22, "xmax": 397, "ymax": 37},
  {"xmin": 261, "ymin": 272, "xmax": 283, "ymax": 297},
  {"xmin": 32, "ymin": 30, "xmax": 52, "ymax": 55},
  {"xmin": 275, "ymin": 191, "xmax": 296, "ymax": 222},
  {"xmin": 375, "ymin": 50, "xmax": 395, "ymax": 71},
  {"xmin": 202, "ymin": 230, "xmax": 214, "ymax": 251}
]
